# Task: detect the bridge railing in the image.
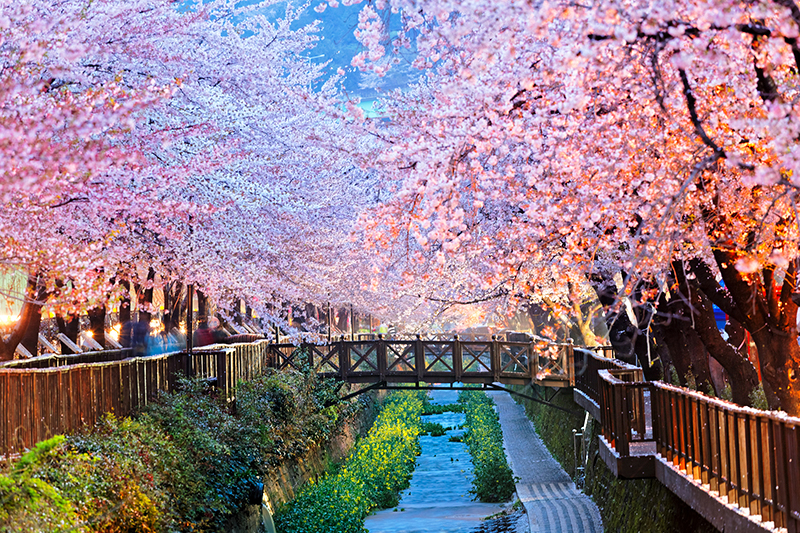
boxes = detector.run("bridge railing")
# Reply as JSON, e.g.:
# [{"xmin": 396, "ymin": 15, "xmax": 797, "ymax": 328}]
[
  {"xmin": 652, "ymin": 382, "xmax": 800, "ymax": 530},
  {"xmin": 574, "ymin": 346, "xmax": 635, "ymax": 407},
  {"xmin": 598, "ymin": 368, "xmax": 652, "ymax": 456},
  {"xmin": 267, "ymin": 335, "xmax": 573, "ymax": 387},
  {"xmin": 2, "ymin": 349, "xmax": 134, "ymax": 369}
]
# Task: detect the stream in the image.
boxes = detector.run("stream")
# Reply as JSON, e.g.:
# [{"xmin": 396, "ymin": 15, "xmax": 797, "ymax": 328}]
[{"xmin": 365, "ymin": 390, "xmax": 527, "ymax": 533}]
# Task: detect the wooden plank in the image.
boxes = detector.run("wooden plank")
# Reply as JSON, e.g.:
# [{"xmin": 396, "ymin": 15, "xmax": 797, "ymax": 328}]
[
  {"xmin": 737, "ymin": 414, "xmax": 751, "ymax": 510},
  {"xmin": 38, "ymin": 333, "xmax": 59, "ymax": 354},
  {"xmin": 691, "ymin": 396, "xmax": 701, "ymax": 479},
  {"xmin": 727, "ymin": 410, "xmax": 739, "ymax": 504},
  {"xmin": 677, "ymin": 392, "xmax": 687, "ymax": 471},
  {"xmin": 786, "ymin": 425, "xmax": 800, "ymax": 533},
  {"xmin": 736, "ymin": 414, "xmax": 753, "ymax": 509},
  {"xmin": 751, "ymin": 416, "xmax": 766, "ymax": 520},
  {"xmin": 699, "ymin": 400, "xmax": 711, "ymax": 485},
  {"xmin": 762, "ymin": 417, "xmax": 775, "ymax": 525},
  {"xmin": 719, "ymin": 407, "xmax": 730, "ymax": 499},
  {"xmin": 57, "ymin": 333, "xmax": 83, "ymax": 354},
  {"xmin": 0, "ymin": 373, "xmax": 7, "ymax": 456},
  {"xmin": 709, "ymin": 404, "xmax": 721, "ymax": 494},
  {"xmin": 15, "ymin": 344, "xmax": 34, "ymax": 359}
]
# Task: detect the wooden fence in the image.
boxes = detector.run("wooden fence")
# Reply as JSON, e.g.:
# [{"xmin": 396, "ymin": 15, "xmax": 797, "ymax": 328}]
[
  {"xmin": 0, "ymin": 340, "xmax": 272, "ymax": 457},
  {"xmin": 586, "ymin": 360, "xmax": 800, "ymax": 532},
  {"xmin": 4, "ymin": 334, "xmax": 800, "ymax": 531}
]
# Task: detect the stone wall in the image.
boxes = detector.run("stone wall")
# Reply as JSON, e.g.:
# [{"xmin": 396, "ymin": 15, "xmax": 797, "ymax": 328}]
[
  {"xmin": 227, "ymin": 392, "xmax": 385, "ymax": 533},
  {"xmin": 510, "ymin": 384, "xmax": 717, "ymax": 533}
]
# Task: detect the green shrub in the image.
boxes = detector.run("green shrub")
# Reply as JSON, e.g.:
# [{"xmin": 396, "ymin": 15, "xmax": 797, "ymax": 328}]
[
  {"xmin": 0, "ymin": 436, "xmax": 81, "ymax": 533},
  {"xmin": 421, "ymin": 422, "xmax": 447, "ymax": 436},
  {"xmin": 422, "ymin": 401, "xmax": 464, "ymax": 415},
  {"xmin": 1, "ymin": 369, "xmax": 350, "ymax": 533},
  {"xmin": 459, "ymin": 391, "xmax": 517, "ymax": 502}
]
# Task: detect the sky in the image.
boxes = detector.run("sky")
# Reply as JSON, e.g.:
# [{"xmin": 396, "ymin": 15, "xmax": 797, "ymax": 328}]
[{"xmin": 253, "ymin": 1, "xmax": 421, "ymax": 100}]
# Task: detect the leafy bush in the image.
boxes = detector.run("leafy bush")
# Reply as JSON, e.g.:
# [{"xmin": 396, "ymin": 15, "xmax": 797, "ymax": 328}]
[
  {"xmin": 274, "ymin": 390, "xmax": 424, "ymax": 533},
  {"xmin": 1, "ymin": 369, "xmax": 350, "ymax": 532},
  {"xmin": 459, "ymin": 391, "xmax": 517, "ymax": 502},
  {"xmin": 422, "ymin": 398, "xmax": 464, "ymax": 415},
  {"xmin": 421, "ymin": 422, "xmax": 447, "ymax": 436},
  {"xmin": 0, "ymin": 436, "xmax": 81, "ymax": 533}
]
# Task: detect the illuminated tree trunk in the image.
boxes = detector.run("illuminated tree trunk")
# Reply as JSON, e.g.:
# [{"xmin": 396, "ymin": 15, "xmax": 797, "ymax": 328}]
[
  {"xmin": 706, "ymin": 250, "xmax": 800, "ymax": 413},
  {"xmin": 162, "ymin": 281, "xmax": 183, "ymax": 333},
  {"xmin": 0, "ymin": 273, "xmax": 48, "ymax": 361}
]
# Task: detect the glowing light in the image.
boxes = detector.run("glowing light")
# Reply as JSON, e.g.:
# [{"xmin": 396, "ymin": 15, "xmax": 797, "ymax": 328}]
[
  {"xmin": 108, "ymin": 324, "xmax": 121, "ymax": 341},
  {"xmin": 0, "ymin": 314, "xmax": 19, "ymax": 326},
  {"xmin": 84, "ymin": 330, "xmax": 93, "ymax": 338}
]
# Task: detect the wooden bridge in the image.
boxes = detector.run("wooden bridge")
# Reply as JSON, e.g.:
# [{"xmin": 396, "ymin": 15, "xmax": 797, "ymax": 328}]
[
  {"xmin": 266, "ymin": 334, "xmax": 576, "ymax": 389},
  {"xmin": 1, "ymin": 336, "xmax": 799, "ymax": 532}
]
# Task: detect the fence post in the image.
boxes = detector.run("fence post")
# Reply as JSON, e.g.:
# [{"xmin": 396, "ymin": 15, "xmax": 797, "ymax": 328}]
[
  {"xmin": 377, "ymin": 334, "xmax": 387, "ymax": 381},
  {"xmin": 453, "ymin": 334, "xmax": 462, "ymax": 383},
  {"xmin": 339, "ymin": 336, "xmax": 348, "ymax": 382},
  {"xmin": 415, "ymin": 334, "xmax": 425, "ymax": 383},
  {"xmin": 491, "ymin": 335, "xmax": 501, "ymax": 382},
  {"xmin": 567, "ymin": 339, "xmax": 575, "ymax": 386},
  {"xmin": 216, "ymin": 350, "xmax": 228, "ymax": 400}
]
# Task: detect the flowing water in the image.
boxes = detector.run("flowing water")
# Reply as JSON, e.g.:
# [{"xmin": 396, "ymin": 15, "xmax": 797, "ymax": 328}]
[{"xmin": 365, "ymin": 390, "xmax": 527, "ymax": 533}]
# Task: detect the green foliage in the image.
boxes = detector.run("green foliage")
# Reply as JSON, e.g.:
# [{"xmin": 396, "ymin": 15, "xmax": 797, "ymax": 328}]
[
  {"xmin": 669, "ymin": 366, "xmax": 680, "ymax": 387},
  {"xmin": 0, "ymin": 436, "xmax": 81, "ymax": 533},
  {"xmin": 458, "ymin": 391, "xmax": 516, "ymax": 503},
  {"xmin": 684, "ymin": 371, "xmax": 697, "ymax": 391},
  {"xmin": 720, "ymin": 382, "xmax": 733, "ymax": 402},
  {"xmin": 749, "ymin": 383, "xmax": 769, "ymax": 410},
  {"xmin": 420, "ymin": 422, "xmax": 447, "ymax": 436},
  {"xmin": 2, "ymin": 369, "xmax": 349, "ymax": 533},
  {"xmin": 422, "ymin": 400, "xmax": 464, "ymax": 415},
  {"xmin": 274, "ymin": 390, "xmax": 424, "ymax": 533}
]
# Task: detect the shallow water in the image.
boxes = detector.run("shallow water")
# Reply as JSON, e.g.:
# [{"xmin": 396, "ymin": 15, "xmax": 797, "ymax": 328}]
[{"xmin": 365, "ymin": 390, "xmax": 509, "ymax": 533}]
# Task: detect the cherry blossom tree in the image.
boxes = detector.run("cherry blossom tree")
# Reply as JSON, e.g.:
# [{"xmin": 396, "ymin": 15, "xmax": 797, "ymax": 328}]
[
  {"xmin": 341, "ymin": 0, "xmax": 800, "ymax": 413},
  {"xmin": 0, "ymin": 0, "xmax": 378, "ymax": 357}
]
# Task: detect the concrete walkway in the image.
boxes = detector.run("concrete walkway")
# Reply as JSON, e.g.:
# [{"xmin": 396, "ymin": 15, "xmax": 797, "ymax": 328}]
[{"xmin": 489, "ymin": 392, "xmax": 603, "ymax": 533}]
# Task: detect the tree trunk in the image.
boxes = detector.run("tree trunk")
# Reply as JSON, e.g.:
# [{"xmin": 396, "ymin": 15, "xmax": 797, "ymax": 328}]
[
  {"xmin": 138, "ymin": 267, "xmax": 156, "ymax": 325},
  {"xmin": 56, "ymin": 313, "xmax": 80, "ymax": 354},
  {"xmin": 0, "ymin": 273, "xmax": 49, "ymax": 361},
  {"xmin": 197, "ymin": 289, "xmax": 208, "ymax": 328},
  {"xmin": 710, "ymin": 250, "xmax": 799, "ymax": 413},
  {"xmin": 119, "ymin": 280, "xmax": 132, "ymax": 325},
  {"xmin": 87, "ymin": 305, "xmax": 106, "ymax": 348},
  {"xmin": 162, "ymin": 281, "xmax": 183, "ymax": 333}
]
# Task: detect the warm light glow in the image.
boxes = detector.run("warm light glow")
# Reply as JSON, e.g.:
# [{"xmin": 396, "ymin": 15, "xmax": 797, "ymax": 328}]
[
  {"xmin": 0, "ymin": 314, "xmax": 19, "ymax": 326},
  {"xmin": 108, "ymin": 324, "xmax": 121, "ymax": 341},
  {"xmin": 84, "ymin": 330, "xmax": 93, "ymax": 338}
]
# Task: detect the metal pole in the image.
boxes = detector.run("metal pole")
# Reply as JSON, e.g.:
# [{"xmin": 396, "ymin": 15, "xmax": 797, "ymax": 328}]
[
  {"xmin": 187, "ymin": 284, "xmax": 194, "ymax": 356},
  {"xmin": 350, "ymin": 304, "xmax": 355, "ymax": 341},
  {"xmin": 327, "ymin": 302, "xmax": 331, "ymax": 344}
]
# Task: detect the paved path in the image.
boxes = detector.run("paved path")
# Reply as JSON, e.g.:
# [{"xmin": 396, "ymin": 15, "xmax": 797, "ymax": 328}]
[{"xmin": 489, "ymin": 391, "xmax": 603, "ymax": 533}]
